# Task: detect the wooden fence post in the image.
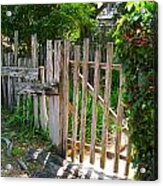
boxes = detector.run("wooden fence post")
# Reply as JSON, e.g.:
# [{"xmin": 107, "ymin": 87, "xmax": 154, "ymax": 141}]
[
  {"xmin": 31, "ymin": 34, "xmax": 39, "ymax": 127},
  {"xmin": 2, "ymin": 54, "xmax": 7, "ymax": 107},
  {"xmin": 13, "ymin": 30, "xmax": 19, "ymax": 105},
  {"xmin": 47, "ymin": 40, "xmax": 54, "ymax": 141},
  {"xmin": 124, "ymin": 135, "xmax": 132, "ymax": 178},
  {"xmin": 61, "ymin": 40, "xmax": 70, "ymax": 158},
  {"xmin": 114, "ymin": 67, "xmax": 123, "ymax": 173},
  {"xmin": 90, "ymin": 46, "xmax": 100, "ymax": 164},
  {"xmin": 71, "ymin": 45, "xmax": 80, "ymax": 162},
  {"xmin": 16, "ymin": 58, "xmax": 21, "ymax": 106},
  {"xmin": 7, "ymin": 53, "xmax": 12, "ymax": 110},
  {"xmin": 53, "ymin": 40, "xmax": 61, "ymax": 146},
  {"xmin": 14, "ymin": 30, "xmax": 18, "ymax": 66},
  {"xmin": 46, "ymin": 40, "xmax": 61, "ymax": 148},
  {"xmin": 80, "ymin": 38, "xmax": 89, "ymax": 163},
  {"xmin": 39, "ymin": 66, "xmax": 48, "ymax": 129},
  {"xmin": 100, "ymin": 43, "xmax": 113, "ymax": 169}
]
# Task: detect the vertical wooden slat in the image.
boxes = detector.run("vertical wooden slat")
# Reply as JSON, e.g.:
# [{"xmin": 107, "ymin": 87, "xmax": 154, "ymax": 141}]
[
  {"xmin": 53, "ymin": 40, "xmax": 61, "ymax": 146},
  {"xmin": 12, "ymin": 31, "xmax": 18, "ymax": 105},
  {"xmin": 46, "ymin": 40, "xmax": 53, "ymax": 83},
  {"xmin": 61, "ymin": 40, "xmax": 70, "ymax": 158},
  {"xmin": 22, "ymin": 58, "xmax": 26, "ymax": 123},
  {"xmin": 59, "ymin": 43, "xmax": 64, "ymax": 155},
  {"xmin": 26, "ymin": 93, "xmax": 30, "ymax": 125},
  {"xmin": 1, "ymin": 76, "xmax": 7, "ymax": 106},
  {"xmin": 80, "ymin": 38, "xmax": 89, "ymax": 163},
  {"xmin": 10, "ymin": 56, "xmax": 14, "ymax": 107},
  {"xmin": 71, "ymin": 45, "xmax": 80, "ymax": 162},
  {"xmin": 54, "ymin": 41, "xmax": 61, "ymax": 82},
  {"xmin": 10, "ymin": 53, "xmax": 14, "ymax": 108},
  {"xmin": 33, "ymin": 94, "xmax": 39, "ymax": 127},
  {"xmin": 14, "ymin": 30, "xmax": 18, "ymax": 66},
  {"xmin": 39, "ymin": 66, "xmax": 48, "ymax": 129},
  {"xmin": 46, "ymin": 40, "xmax": 54, "ymax": 138},
  {"xmin": 31, "ymin": 34, "xmax": 39, "ymax": 127},
  {"xmin": 47, "ymin": 40, "xmax": 60, "ymax": 145},
  {"xmin": 2, "ymin": 54, "xmax": 7, "ymax": 107},
  {"xmin": 28, "ymin": 58, "xmax": 32, "ymax": 67},
  {"xmin": 124, "ymin": 136, "xmax": 132, "ymax": 178},
  {"xmin": 90, "ymin": 47, "xmax": 100, "ymax": 164},
  {"xmin": 16, "ymin": 58, "xmax": 21, "ymax": 106},
  {"xmin": 26, "ymin": 58, "xmax": 32, "ymax": 125},
  {"xmin": 31, "ymin": 34, "xmax": 38, "ymax": 67},
  {"xmin": 100, "ymin": 43, "xmax": 113, "ymax": 169},
  {"xmin": 114, "ymin": 68, "xmax": 123, "ymax": 173},
  {"xmin": 7, "ymin": 53, "xmax": 11, "ymax": 110},
  {"xmin": 23, "ymin": 58, "xmax": 29, "ymax": 125}
]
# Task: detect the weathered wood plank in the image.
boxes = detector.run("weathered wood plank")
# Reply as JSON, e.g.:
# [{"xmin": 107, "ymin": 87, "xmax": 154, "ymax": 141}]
[
  {"xmin": 13, "ymin": 31, "xmax": 19, "ymax": 105},
  {"xmin": 124, "ymin": 136, "xmax": 132, "ymax": 178},
  {"xmin": 69, "ymin": 60, "xmax": 121, "ymax": 71},
  {"xmin": 54, "ymin": 40, "xmax": 61, "ymax": 83},
  {"xmin": 31, "ymin": 34, "xmax": 38, "ymax": 67},
  {"xmin": 80, "ymin": 38, "xmax": 89, "ymax": 163},
  {"xmin": 7, "ymin": 53, "xmax": 12, "ymax": 110},
  {"xmin": 39, "ymin": 66, "xmax": 48, "ymax": 130},
  {"xmin": 33, "ymin": 94, "xmax": 39, "ymax": 127},
  {"xmin": 1, "ymin": 66, "xmax": 38, "ymax": 80},
  {"xmin": 21, "ymin": 58, "xmax": 27, "ymax": 125},
  {"xmin": 46, "ymin": 40, "xmax": 56, "ymax": 144},
  {"xmin": 53, "ymin": 96, "xmax": 60, "ymax": 142},
  {"xmin": 71, "ymin": 45, "xmax": 80, "ymax": 162},
  {"xmin": 46, "ymin": 40, "xmax": 53, "ymax": 82},
  {"xmin": 16, "ymin": 82, "xmax": 59, "ymax": 95},
  {"xmin": 90, "ymin": 47, "xmax": 100, "ymax": 164},
  {"xmin": 31, "ymin": 34, "xmax": 39, "ymax": 128},
  {"xmin": 1, "ymin": 54, "xmax": 7, "ymax": 107},
  {"xmin": 26, "ymin": 58, "xmax": 33, "ymax": 125},
  {"xmin": 14, "ymin": 30, "xmax": 18, "ymax": 66},
  {"xmin": 16, "ymin": 58, "xmax": 21, "ymax": 106},
  {"xmin": 114, "ymin": 68, "xmax": 123, "ymax": 173},
  {"xmin": 1, "ymin": 77, "xmax": 7, "ymax": 106},
  {"xmin": 26, "ymin": 93, "xmax": 30, "ymax": 125},
  {"xmin": 10, "ymin": 53, "xmax": 15, "ymax": 107},
  {"xmin": 100, "ymin": 43, "xmax": 113, "ymax": 169},
  {"xmin": 62, "ymin": 40, "xmax": 70, "ymax": 158},
  {"xmin": 53, "ymin": 40, "xmax": 61, "ymax": 147},
  {"xmin": 59, "ymin": 44, "xmax": 64, "ymax": 156}
]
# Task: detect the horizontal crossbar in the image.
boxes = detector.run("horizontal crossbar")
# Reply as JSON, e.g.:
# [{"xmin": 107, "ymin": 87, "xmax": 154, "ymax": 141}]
[{"xmin": 1, "ymin": 66, "xmax": 38, "ymax": 80}]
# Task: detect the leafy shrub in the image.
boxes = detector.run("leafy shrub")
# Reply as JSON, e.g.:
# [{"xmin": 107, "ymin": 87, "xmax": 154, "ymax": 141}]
[{"xmin": 112, "ymin": 2, "xmax": 158, "ymax": 180}]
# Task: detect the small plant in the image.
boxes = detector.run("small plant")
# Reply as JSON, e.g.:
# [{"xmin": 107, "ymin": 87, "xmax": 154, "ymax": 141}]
[{"xmin": 11, "ymin": 147, "xmax": 25, "ymax": 157}]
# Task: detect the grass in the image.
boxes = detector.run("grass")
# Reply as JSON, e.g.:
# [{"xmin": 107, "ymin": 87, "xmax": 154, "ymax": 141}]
[{"xmin": 1, "ymin": 105, "xmax": 54, "ymax": 177}]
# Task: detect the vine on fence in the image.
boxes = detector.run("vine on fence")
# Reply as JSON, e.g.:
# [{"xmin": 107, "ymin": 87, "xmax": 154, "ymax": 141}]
[{"xmin": 112, "ymin": 2, "xmax": 158, "ymax": 180}]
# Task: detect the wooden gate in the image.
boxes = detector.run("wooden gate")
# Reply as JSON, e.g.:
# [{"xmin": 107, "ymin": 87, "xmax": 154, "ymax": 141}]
[
  {"xmin": 1, "ymin": 31, "xmax": 132, "ymax": 179},
  {"xmin": 66, "ymin": 39, "xmax": 132, "ymax": 178}
]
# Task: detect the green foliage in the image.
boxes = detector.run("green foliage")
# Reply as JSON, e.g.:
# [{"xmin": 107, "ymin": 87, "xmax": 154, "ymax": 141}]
[
  {"xmin": 11, "ymin": 147, "xmax": 25, "ymax": 157},
  {"xmin": 1, "ymin": 3, "xmax": 97, "ymax": 45},
  {"xmin": 112, "ymin": 2, "xmax": 157, "ymax": 180},
  {"xmin": 6, "ymin": 97, "xmax": 50, "ymax": 143}
]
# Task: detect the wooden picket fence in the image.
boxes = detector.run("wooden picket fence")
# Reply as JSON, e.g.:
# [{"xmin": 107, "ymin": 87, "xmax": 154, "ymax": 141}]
[{"xmin": 1, "ymin": 31, "xmax": 132, "ymax": 179}]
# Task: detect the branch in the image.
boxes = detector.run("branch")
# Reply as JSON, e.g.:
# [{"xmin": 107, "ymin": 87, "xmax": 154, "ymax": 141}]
[{"xmin": 95, "ymin": 3, "xmax": 109, "ymax": 17}]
